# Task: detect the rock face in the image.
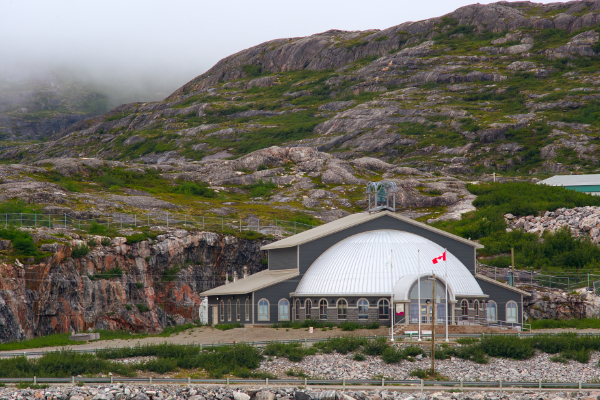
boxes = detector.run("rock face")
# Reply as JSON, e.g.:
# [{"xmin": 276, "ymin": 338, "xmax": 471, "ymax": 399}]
[{"xmin": 0, "ymin": 229, "xmax": 268, "ymax": 342}]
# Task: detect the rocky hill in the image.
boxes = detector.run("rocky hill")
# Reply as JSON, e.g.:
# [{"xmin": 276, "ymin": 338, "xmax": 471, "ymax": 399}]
[{"xmin": 1, "ymin": 1, "xmax": 600, "ymax": 339}]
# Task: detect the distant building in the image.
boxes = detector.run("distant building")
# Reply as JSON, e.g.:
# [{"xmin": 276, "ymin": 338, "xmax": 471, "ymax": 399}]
[
  {"xmin": 538, "ymin": 174, "xmax": 600, "ymax": 195},
  {"xmin": 201, "ymin": 181, "xmax": 529, "ymax": 330}
]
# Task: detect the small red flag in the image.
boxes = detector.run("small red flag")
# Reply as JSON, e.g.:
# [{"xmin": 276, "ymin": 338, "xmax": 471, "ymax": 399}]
[{"xmin": 432, "ymin": 251, "xmax": 446, "ymax": 264}]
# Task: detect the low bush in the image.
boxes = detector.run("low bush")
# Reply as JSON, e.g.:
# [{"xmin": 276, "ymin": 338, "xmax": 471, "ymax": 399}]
[
  {"xmin": 234, "ymin": 368, "xmax": 276, "ymax": 379},
  {"xmin": 285, "ymin": 368, "xmax": 309, "ymax": 378},
  {"xmin": 89, "ymin": 222, "xmax": 108, "ymax": 235},
  {"xmin": 71, "ymin": 245, "xmax": 90, "ymax": 258},
  {"xmin": 353, "ymin": 353, "xmax": 366, "ymax": 361},
  {"xmin": 173, "ymin": 182, "xmax": 216, "ymax": 198},
  {"xmin": 87, "ymin": 238, "xmax": 97, "ymax": 247},
  {"xmin": 340, "ymin": 321, "xmax": 361, "ymax": 331},
  {"xmin": 215, "ymin": 323, "xmax": 244, "ymax": 331},
  {"xmin": 88, "ymin": 267, "xmax": 123, "ymax": 280},
  {"xmin": 125, "ymin": 233, "xmax": 146, "ymax": 244},
  {"xmin": 136, "ymin": 303, "xmax": 150, "ymax": 312},
  {"xmin": 480, "ymin": 335, "xmax": 535, "ymax": 360},
  {"xmin": 263, "ymin": 341, "xmax": 316, "ymax": 361},
  {"xmin": 313, "ymin": 336, "xmax": 368, "ymax": 354},
  {"xmin": 362, "ymin": 337, "xmax": 389, "ymax": 356},
  {"xmin": 381, "ymin": 345, "xmax": 425, "ymax": 364},
  {"xmin": 0, "ymin": 227, "xmax": 37, "ymax": 256}
]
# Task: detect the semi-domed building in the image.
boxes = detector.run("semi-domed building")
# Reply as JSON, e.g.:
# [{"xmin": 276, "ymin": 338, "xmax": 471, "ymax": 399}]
[{"xmin": 202, "ymin": 183, "xmax": 529, "ymax": 329}]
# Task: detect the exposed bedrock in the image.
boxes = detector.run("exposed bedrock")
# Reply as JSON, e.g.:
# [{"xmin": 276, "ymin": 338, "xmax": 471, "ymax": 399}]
[{"xmin": 0, "ymin": 230, "xmax": 268, "ymax": 342}]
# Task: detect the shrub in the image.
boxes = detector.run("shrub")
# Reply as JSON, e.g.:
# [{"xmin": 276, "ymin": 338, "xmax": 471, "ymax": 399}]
[
  {"xmin": 263, "ymin": 341, "xmax": 316, "ymax": 361},
  {"xmin": 455, "ymin": 337, "xmax": 479, "ymax": 345},
  {"xmin": 285, "ymin": 368, "xmax": 309, "ymax": 378},
  {"xmin": 244, "ymin": 179, "xmax": 278, "ymax": 199},
  {"xmin": 161, "ymin": 266, "xmax": 181, "ymax": 282},
  {"xmin": 313, "ymin": 336, "xmax": 368, "ymax": 354},
  {"xmin": 136, "ymin": 303, "xmax": 150, "ymax": 312},
  {"xmin": 480, "ymin": 336, "xmax": 534, "ymax": 360},
  {"xmin": 242, "ymin": 64, "xmax": 264, "ymax": 78},
  {"xmin": 353, "ymin": 353, "xmax": 366, "ymax": 361},
  {"xmin": 101, "ymin": 237, "xmax": 111, "ymax": 246},
  {"xmin": 0, "ymin": 227, "xmax": 37, "ymax": 256},
  {"xmin": 87, "ymin": 238, "xmax": 97, "ymax": 247},
  {"xmin": 173, "ymin": 182, "xmax": 216, "ymax": 198},
  {"xmin": 365, "ymin": 322, "xmax": 380, "ymax": 329},
  {"xmin": 215, "ymin": 323, "xmax": 244, "ymax": 331},
  {"xmin": 362, "ymin": 337, "xmax": 389, "ymax": 356},
  {"xmin": 88, "ymin": 267, "xmax": 123, "ymax": 280},
  {"xmin": 340, "ymin": 321, "xmax": 361, "ymax": 331},
  {"xmin": 135, "ymin": 282, "xmax": 144, "ymax": 289},
  {"xmin": 125, "ymin": 305, "xmax": 132, "ymax": 311},
  {"xmin": 71, "ymin": 245, "xmax": 90, "ymax": 258},
  {"xmin": 381, "ymin": 346, "xmax": 405, "ymax": 364},
  {"xmin": 125, "ymin": 233, "xmax": 146, "ymax": 244},
  {"xmin": 89, "ymin": 222, "xmax": 108, "ymax": 235}
]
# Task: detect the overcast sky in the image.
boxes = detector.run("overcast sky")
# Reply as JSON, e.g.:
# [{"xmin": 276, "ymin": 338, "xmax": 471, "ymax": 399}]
[{"xmin": 1, "ymin": 0, "xmax": 560, "ymax": 101}]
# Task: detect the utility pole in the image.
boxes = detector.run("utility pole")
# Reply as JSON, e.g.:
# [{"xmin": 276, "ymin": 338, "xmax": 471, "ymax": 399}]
[
  {"xmin": 511, "ymin": 248, "xmax": 515, "ymax": 287},
  {"xmin": 431, "ymin": 273, "xmax": 436, "ymax": 377}
]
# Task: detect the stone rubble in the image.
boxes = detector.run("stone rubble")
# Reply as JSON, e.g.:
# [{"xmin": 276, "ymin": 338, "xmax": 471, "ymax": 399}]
[
  {"xmin": 0, "ymin": 385, "xmax": 599, "ymax": 400},
  {"xmin": 258, "ymin": 349, "xmax": 600, "ymax": 382},
  {"xmin": 505, "ymin": 206, "xmax": 600, "ymax": 242}
]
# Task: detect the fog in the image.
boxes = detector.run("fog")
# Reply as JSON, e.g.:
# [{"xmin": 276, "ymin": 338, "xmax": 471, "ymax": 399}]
[{"xmin": 1, "ymin": 0, "xmax": 559, "ymax": 107}]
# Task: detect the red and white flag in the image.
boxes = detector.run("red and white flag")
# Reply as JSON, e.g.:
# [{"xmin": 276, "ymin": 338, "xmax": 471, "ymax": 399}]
[{"xmin": 432, "ymin": 251, "xmax": 446, "ymax": 264}]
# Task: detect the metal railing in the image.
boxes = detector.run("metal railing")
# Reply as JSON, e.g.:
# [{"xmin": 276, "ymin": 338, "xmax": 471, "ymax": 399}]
[
  {"xmin": 477, "ymin": 265, "xmax": 600, "ymax": 292},
  {"xmin": 0, "ymin": 212, "xmax": 315, "ymax": 237},
  {"xmin": 1, "ymin": 376, "xmax": 599, "ymax": 390}
]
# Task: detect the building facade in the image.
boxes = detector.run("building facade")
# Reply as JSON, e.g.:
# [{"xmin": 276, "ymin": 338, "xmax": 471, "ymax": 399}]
[{"xmin": 201, "ymin": 210, "xmax": 529, "ymax": 328}]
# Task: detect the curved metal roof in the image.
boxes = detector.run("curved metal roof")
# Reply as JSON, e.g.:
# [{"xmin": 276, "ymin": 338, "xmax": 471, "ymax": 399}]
[
  {"xmin": 392, "ymin": 273, "xmax": 455, "ymax": 301},
  {"xmin": 295, "ymin": 230, "xmax": 484, "ymax": 297}
]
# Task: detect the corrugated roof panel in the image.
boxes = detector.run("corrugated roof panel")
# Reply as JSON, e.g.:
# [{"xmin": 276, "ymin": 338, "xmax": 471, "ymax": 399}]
[
  {"xmin": 200, "ymin": 269, "xmax": 298, "ymax": 296},
  {"xmin": 539, "ymin": 174, "xmax": 600, "ymax": 187},
  {"xmin": 295, "ymin": 230, "xmax": 483, "ymax": 297}
]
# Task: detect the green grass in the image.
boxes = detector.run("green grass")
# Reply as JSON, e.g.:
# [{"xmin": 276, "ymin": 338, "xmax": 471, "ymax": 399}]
[
  {"xmin": 530, "ymin": 318, "xmax": 600, "ymax": 330},
  {"xmin": 214, "ymin": 323, "xmax": 244, "ymax": 330},
  {"xmin": 263, "ymin": 341, "xmax": 317, "ymax": 361}
]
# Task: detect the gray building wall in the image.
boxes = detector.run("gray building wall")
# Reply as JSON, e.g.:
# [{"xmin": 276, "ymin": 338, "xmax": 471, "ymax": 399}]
[
  {"xmin": 269, "ymin": 247, "xmax": 297, "ymax": 271},
  {"xmin": 207, "ymin": 293, "xmax": 252, "ymax": 325},
  {"xmin": 253, "ymin": 277, "xmax": 300, "ymax": 324},
  {"xmin": 298, "ymin": 215, "xmax": 476, "ymax": 275},
  {"xmin": 476, "ymin": 278, "xmax": 523, "ymax": 324}
]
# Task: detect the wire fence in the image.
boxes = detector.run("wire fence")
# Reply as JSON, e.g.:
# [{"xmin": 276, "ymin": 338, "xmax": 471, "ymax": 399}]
[
  {"xmin": 1, "ymin": 376, "xmax": 599, "ymax": 390},
  {"xmin": 477, "ymin": 265, "xmax": 600, "ymax": 292},
  {"xmin": 0, "ymin": 212, "xmax": 315, "ymax": 237}
]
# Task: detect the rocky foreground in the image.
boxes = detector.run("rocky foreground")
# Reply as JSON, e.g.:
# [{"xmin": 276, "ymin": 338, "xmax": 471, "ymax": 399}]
[
  {"xmin": 4, "ymin": 386, "xmax": 600, "ymax": 400},
  {"xmin": 257, "ymin": 351, "xmax": 600, "ymax": 382}
]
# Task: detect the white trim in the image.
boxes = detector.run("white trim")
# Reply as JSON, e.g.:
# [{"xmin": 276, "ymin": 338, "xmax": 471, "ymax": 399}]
[
  {"xmin": 337, "ymin": 298, "xmax": 348, "ymax": 320},
  {"xmin": 357, "ymin": 298, "xmax": 369, "ymax": 320},
  {"xmin": 506, "ymin": 300, "xmax": 518, "ymax": 323},
  {"xmin": 318, "ymin": 298, "xmax": 328, "ymax": 320},
  {"xmin": 378, "ymin": 298, "xmax": 390, "ymax": 320},
  {"xmin": 261, "ymin": 210, "xmax": 484, "ymax": 250},
  {"xmin": 305, "ymin": 298, "xmax": 312, "ymax": 319},
  {"xmin": 475, "ymin": 274, "xmax": 531, "ymax": 296},
  {"xmin": 258, "ymin": 298, "xmax": 270, "ymax": 321},
  {"xmin": 278, "ymin": 298, "xmax": 290, "ymax": 321}
]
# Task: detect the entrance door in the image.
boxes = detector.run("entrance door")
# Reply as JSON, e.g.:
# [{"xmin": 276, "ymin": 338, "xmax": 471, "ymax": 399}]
[
  {"xmin": 212, "ymin": 306, "xmax": 218, "ymax": 325},
  {"xmin": 420, "ymin": 305, "xmax": 432, "ymax": 324}
]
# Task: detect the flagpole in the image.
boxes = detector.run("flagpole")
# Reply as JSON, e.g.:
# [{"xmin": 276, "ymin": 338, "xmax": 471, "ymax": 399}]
[
  {"xmin": 445, "ymin": 248, "xmax": 449, "ymax": 342},
  {"xmin": 418, "ymin": 249, "xmax": 421, "ymax": 342},
  {"xmin": 390, "ymin": 248, "xmax": 394, "ymax": 342}
]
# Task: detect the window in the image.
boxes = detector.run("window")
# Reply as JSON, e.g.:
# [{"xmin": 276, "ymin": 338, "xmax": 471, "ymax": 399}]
[
  {"xmin": 506, "ymin": 301, "xmax": 518, "ymax": 323},
  {"xmin": 474, "ymin": 300, "xmax": 479, "ymax": 318},
  {"xmin": 358, "ymin": 299, "xmax": 369, "ymax": 320},
  {"xmin": 245, "ymin": 299, "xmax": 250, "ymax": 321},
  {"xmin": 378, "ymin": 299, "xmax": 389, "ymax": 320},
  {"xmin": 258, "ymin": 299, "xmax": 269, "ymax": 321},
  {"xmin": 295, "ymin": 300, "xmax": 301, "ymax": 320},
  {"xmin": 319, "ymin": 299, "xmax": 328, "ymax": 320},
  {"xmin": 487, "ymin": 301, "xmax": 497, "ymax": 322},
  {"xmin": 278, "ymin": 299, "xmax": 290, "ymax": 321},
  {"xmin": 305, "ymin": 299, "xmax": 312, "ymax": 319},
  {"xmin": 236, "ymin": 300, "xmax": 240, "ymax": 321},
  {"xmin": 410, "ymin": 303, "xmax": 418, "ymax": 324},
  {"xmin": 220, "ymin": 300, "xmax": 224, "ymax": 321},
  {"xmin": 461, "ymin": 299, "xmax": 468, "ymax": 320},
  {"xmin": 227, "ymin": 300, "xmax": 232, "ymax": 321},
  {"xmin": 337, "ymin": 299, "xmax": 347, "ymax": 320},
  {"xmin": 437, "ymin": 304, "xmax": 446, "ymax": 324}
]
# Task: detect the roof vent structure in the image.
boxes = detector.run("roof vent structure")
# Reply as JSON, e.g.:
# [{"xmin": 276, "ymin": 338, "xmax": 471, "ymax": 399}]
[{"xmin": 366, "ymin": 181, "xmax": 398, "ymax": 212}]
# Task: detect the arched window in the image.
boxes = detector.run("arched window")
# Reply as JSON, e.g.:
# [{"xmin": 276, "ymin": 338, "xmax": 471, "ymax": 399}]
[
  {"xmin": 245, "ymin": 299, "xmax": 250, "ymax": 321},
  {"xmin": 461, "ymin": 299, "xmax": 468, "ymax": 320},
  {"xmin": 506, "ymin": 301, "xmax": 518, "ymax": 323},
  {"xmin": 358, "ymin": 299, "xmax": 369, "ymax": 320},
  {"xmin": 487, "ymin": 301, "xmax": 497, "ymax": 322},
  {"xmin": 474, "ymin": 300, "xmax": 479, "ymax": 318},
  {"xmin": 295, "ymin": 300, "xmax": 301, "ymax": 320},
  {"xmin": 378, "ymin": 299, "xmax": 389, "ymax": 320},
  {"xmin": 236, "ymin": 300, "xmax": 240, "ymax": 321},
  {"xmin": 319, "ymin": 299, "xmax": 328, "ymax": 320},
  {"xmin": 278, "ymin": 299, "xmax": 290, "ymax": 321},
  {"xmin": 220, "ymin": 300, "xmax": 224, "ymax": 321},
  {"xmin": 305, "ymin": 299, "xmax": 312, "ymax": 319},
  {"xmin": 258, "ymin": 299, "xmax": 269, "ymax": 321},
  {"xmin": 227, "ymin": 300, "xmax": 232, "ymax": 321},
  {"xmin": 337, "ymin": 299, "xmax": 347, "ymax": 320}
]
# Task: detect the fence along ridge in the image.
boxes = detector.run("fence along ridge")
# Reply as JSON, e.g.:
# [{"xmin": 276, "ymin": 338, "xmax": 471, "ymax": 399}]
[{"xmin": 1, "ymin": 212, "xmax": 315, "ymax": 236}]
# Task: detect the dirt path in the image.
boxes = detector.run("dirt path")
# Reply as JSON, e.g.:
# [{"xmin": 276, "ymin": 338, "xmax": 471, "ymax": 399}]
[{"xmin": 0, "ymin": 326, "xmax": 389, "ymax": 355}]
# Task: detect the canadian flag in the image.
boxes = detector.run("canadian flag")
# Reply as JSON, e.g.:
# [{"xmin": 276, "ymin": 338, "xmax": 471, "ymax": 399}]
[{"xmin": 432, "ymin": 251, "xmax": 446, "ymax": 264}]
